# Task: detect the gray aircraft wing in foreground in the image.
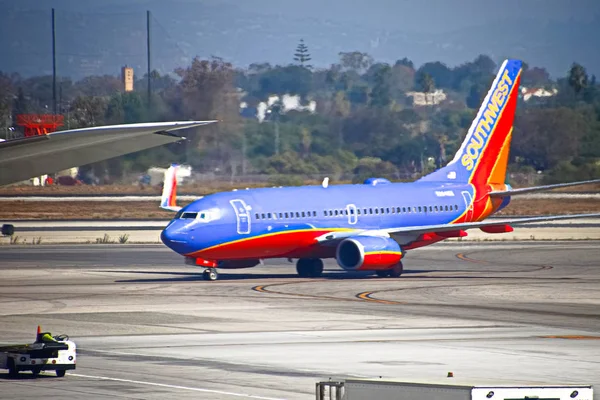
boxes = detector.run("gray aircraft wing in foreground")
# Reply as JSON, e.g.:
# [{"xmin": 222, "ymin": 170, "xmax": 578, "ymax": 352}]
[{"xmin": 0, "ymin": 120, "xmax": 217, "ymax": 187}]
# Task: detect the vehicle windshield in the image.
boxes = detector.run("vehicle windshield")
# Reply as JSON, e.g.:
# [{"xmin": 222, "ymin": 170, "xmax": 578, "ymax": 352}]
[{"xmin": 177, "ymin": 208, "xmax": 221, "ymax": 222}]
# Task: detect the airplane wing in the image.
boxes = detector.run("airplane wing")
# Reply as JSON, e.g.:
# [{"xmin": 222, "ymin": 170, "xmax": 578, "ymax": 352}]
[
  {"xmin": 315, "ymin": 213, "xmax": 600, "ymax": 243},
  {"xmin": 0, "ymin": 120, "xmax": 217, "ymax": 187},
  {"xmin": 490, "ymin": 179, "xmax": 600, "ymax": 197}
]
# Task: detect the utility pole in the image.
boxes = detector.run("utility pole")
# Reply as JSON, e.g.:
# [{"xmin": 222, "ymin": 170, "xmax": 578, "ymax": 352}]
[
  {"xmin": 52, "ymin": 8, "xmax": 57, "ymax": 115},
  {"xmin": 146, "ymin": 10, "xmax": 152, "ymax": 107}
]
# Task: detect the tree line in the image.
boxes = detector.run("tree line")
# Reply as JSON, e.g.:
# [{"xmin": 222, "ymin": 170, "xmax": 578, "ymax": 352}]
[{"xmin": 1, "ymin": 45, "xmax": 599, "ymax": 185}]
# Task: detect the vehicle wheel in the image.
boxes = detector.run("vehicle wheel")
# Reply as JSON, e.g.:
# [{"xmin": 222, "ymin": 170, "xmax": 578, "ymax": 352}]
[
  {"xmin": 376, "ymin": 270, "xmax": 390, "ymax": 278},
  {"xmin": 389, "ymin": 262, "xmax": 404, "ymax": 278},
  {"xmin": 296, "ymin": 259, "xmax": 311, "ymax": 277},
  {"xmin": 203, "ymin": 269, "xmax": 218, "ymax": 281},
  {"xmin": 308, "ymin": 259, "xmax": 324, "ymax": 277},
  {"xmin": 7, "ymin": 358, "xmax": 18, "ymax": 377},
  {"xmin": 31, "ymin": 368, "xmax": 41, "ymax": 376},
  {"xmin": 1, "ymin": 224, "xmax": 14, "ymax": 236},
  {"xmin": 56, "ymin": 370, "xmax": 66, "ymax": 377}
]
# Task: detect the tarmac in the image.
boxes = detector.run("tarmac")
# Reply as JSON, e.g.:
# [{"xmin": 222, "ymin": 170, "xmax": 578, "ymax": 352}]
[
  {"xmin": 2, "ymin": 218, "xmax": 600, "ymax": 244},
  {"xmin": 1, "ymin": 242, "xmax": 599, "ymax": 399}
]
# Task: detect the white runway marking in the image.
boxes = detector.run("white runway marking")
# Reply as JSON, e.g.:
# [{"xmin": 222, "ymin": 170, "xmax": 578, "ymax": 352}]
[{"xmin": 69, "ymin": 373, "xmax": 288, "ymax": 400}]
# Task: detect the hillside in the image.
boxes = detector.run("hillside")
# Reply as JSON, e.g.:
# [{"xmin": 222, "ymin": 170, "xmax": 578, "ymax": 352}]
[{"xmin": 1, "ymin": 0, "xmax": 599, "ymax": 79}]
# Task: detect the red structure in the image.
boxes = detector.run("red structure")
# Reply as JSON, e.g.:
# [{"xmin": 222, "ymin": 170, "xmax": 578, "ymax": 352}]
[{"xmin": 16, "ymin": 114, "xmax": 64, "ymax": 137}]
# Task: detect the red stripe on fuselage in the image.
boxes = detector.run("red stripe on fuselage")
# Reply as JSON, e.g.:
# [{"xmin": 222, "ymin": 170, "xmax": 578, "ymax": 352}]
[{"xmin": 188, "ymin": 229, "xmax": 345, "ymax": 260}]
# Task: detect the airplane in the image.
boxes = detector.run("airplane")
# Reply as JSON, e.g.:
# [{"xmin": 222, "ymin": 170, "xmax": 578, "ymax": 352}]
[
  {"xmin": 158, "ymin": 59, "xmax": 600, "ymax": 281},
  {"xmin": 0, "ymin": 120, "xmax": 217, "ymax": 236}
]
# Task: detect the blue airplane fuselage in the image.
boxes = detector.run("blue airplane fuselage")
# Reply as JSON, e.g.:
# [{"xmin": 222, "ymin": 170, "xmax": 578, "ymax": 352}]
[{"xmin": 160, "ymin": 178, "xmax": 508, "ymax": 263}]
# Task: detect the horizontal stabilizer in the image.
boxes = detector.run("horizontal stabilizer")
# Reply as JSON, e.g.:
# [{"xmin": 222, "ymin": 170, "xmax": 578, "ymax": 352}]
[{"xmin": 490, "ymin": 178, "xmax": 600, "ymax": 197}]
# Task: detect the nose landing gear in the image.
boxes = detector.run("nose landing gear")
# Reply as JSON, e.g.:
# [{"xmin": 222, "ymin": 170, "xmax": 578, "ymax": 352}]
[{"xmin": 202, "ymin": 268, "xmax": 218, "ymax": 281}]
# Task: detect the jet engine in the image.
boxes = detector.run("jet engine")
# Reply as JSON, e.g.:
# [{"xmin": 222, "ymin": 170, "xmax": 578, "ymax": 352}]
[{"xmin": 335, "ymin": 236, "xmax": 403, "ymax": 271}]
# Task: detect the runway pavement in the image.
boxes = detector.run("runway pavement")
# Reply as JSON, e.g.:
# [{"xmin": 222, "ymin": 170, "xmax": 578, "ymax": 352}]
[
  {"xmin": 1, "ymin": 242, "xmax": 599, "ymax": 399},
  {"xmin": 3, "ymin": 217, "xmax": 600, "ymax": 244}
]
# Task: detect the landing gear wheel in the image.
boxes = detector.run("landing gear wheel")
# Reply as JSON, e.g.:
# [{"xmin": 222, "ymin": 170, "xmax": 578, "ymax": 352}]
[
  {"xmin": 56, "ymin": 370, "xmax": 66, "ymax": 377},
  {"xmin": 308, "ymin": 258, "xmax": 323, "ymax": 277},
  {"xmin": 7, "ymin": 359, "xmax": 17, "ymax": 377},
  {"xmin": 203, "ymin": 268, "xmax": 218, "ymax": 281},
  {"xmin": 31, "ymin": 368, "xmax": 41, "ymax": 376},
  {"xmin": 389, "ymin": 262, "xmax": 404, "ymax": 278},
  {"xmin": 376, "ymin": 270, "xmax": 390, "ymax": 278},
  {"xmin": 296, "ymin": 258, "xmax": 323, "ymax": 278},
  {"xmin": 296, "ymin": 259, "xmax": 311, "ymax": 277}
]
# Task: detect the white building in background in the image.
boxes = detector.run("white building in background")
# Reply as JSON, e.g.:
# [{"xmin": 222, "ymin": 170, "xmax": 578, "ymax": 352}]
[
  {"xmin": 405, "ymin": 89, "xmax": 447, "ymax": 106},
  {"xmin": 249, "ymin": 94, "xmax": 316, "ymax": 122},
  {"xmin": 521, "ymin": 87, "xmax": 558, "ymax": 101}
]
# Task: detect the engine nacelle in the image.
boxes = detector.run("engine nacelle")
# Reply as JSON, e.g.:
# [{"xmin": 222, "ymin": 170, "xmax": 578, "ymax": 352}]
[{"xmin": 336, "ymin": 236, "xmax": 403, "ymax": 271}]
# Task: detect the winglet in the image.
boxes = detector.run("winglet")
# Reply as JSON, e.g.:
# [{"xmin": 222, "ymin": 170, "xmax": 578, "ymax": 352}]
[
  {"xmin": 322, "ymin": 177, "xmax": 329, "ymax": 188},
  {"xmin": 160, "ymin": 164, "xmax": 182, "ymax": 212}
]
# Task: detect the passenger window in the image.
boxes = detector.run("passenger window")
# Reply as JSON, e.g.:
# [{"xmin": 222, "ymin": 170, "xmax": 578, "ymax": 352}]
[
  {"xmin": 397, "ymin": 207, "xmax": 401, "ymax": 213},
  {"xmin": 386, "ymin": 208, "xmax": 390, "ymax": 214},
  {"xmin": 455, "ymin": 205, "xmax": 458, "ymax": 210},
  {"xmin": 335, "ymin": 210, "xmax": 338, "ymax": 216},
  {"xmin": 284, "ymin": 212, "xmax": 289, "ymax": 218},
  {"xmin": 402, "ymin": 207, "xmax": 406, "ymax": 213},
  {"xmin": 375, "ymin": 208, "xmax": 379, "ymax": 214},
  {"xmin": 429, "ymin": 206, "xmax": 433, "ymax": 212},
  {"xmin": 295, "ymin": 212, "xmax": 300, "ymax": 218},
  {"xmin": 261, "ymin": 213, "xmax": 266, "ymax": 219},
  {"xmin": 267, "ymin": 213, "xmax": 272, "ymax": 219},
  {"xmin": 255, "ymin": 213, "xmax": 260, "ymax": 219},
  {"xmin": 301, "ymin": 211, "xmax": 305, "ymax": 217},
  {"xmin": 418, "ymin": 206, "xmax": 422, "ymax": 212},
  {"xmin": 357, "ymin": 209, "xmax": 361, "ymax": 215},
  {"xmin": 434, "ymin": 206, "xmax": 438, "ymax": 212}
]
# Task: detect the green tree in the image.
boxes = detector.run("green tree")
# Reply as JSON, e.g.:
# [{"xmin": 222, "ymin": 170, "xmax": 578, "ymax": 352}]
[
  {"xmin": 293, "ymin": 39, "xmax": 312, "ymax": 67},
  {"xmin": 416, "ymin": 62, "xmax": 452, "ymax": 88},
  {"xmin": 368, "ymin": 64, "xmax": 392, "ymax": 108},
  {"xmin": 568, "ymin": 63, "xmax": 588, "ymax": 94},
  {"xmin": 338, "ymin": 51, "xmax": 373, "ymax": 72}
]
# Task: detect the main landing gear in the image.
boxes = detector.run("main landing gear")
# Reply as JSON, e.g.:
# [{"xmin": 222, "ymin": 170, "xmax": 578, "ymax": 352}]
[
  {"xmin": 202, "ymin": 268, "xmax": 218, "ymax": 281},
  {"xmin": 296, "ymin": 258, "xmax": 324, "ymax": 278},
  {"xmin": 375, "ymin": 262, "xmax": 404, "ymax": 278}
]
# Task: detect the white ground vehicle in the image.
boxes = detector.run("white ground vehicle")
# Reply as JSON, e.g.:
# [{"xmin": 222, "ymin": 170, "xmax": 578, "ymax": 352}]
[
  {"xmin": 0, "ymin": 328, "xmax": 76, "ymax": 377},
  {"xmin": 316, "ymin": 378, "xmax": 594, "ymax": 400}
]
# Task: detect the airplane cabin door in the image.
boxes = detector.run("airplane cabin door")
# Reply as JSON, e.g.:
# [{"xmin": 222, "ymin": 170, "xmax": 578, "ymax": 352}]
[
  {"xmin": 230, "ymin": 199, "xmax": 251, "ymax": 234},
  {"xmin": 461, "ymin": 191, "xmax": 474, "ymax": 222},
  {"xmin": 346, "ymin": 204, "xmax": 358, "ymax": 225}
]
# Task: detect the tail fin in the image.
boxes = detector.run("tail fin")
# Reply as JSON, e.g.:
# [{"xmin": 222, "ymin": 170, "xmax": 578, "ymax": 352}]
[
  {"xmin": 419, "ymin": 59, "xmax": 522, "ymax": 186},
  {"xmin": 160, "ymin": 163, "xmax": 181, "ymax": 212}
]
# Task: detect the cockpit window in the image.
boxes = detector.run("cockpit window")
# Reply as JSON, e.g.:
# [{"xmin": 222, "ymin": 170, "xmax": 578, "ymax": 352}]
[{"xmin": 181, "ymin": 212, "xmax": 198, "ymax": 219}]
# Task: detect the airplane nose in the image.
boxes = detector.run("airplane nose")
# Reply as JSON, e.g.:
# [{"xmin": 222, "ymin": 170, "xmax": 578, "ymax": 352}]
[{"xmin": 160, "ymin": 224, "xmax": 193, "ymax": 254}]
